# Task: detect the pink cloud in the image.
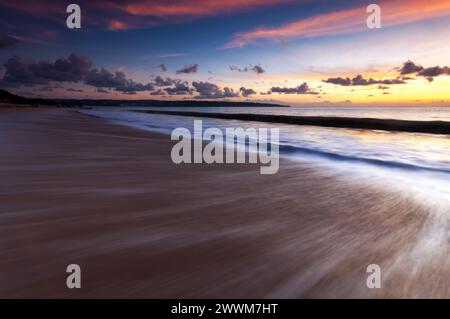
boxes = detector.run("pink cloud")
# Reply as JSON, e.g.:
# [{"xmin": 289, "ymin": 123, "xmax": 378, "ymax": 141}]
[
  {"xmin": 108, "ymin": 20, "xmax": 129, "ymax": 31},
  {"xmin": 0, "ymin": 0, "xmax": 301, "ymax": 30},
  {"xmin": 115, "ymin": 0, "xmax": 299, "ymax": 17},
  {"xmin": 225, "ymin": 0, "xmax": 450, "ymax": 48}
]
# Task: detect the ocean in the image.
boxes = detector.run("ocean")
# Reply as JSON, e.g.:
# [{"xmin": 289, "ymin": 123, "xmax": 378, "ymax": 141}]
[{"xmin": 81, "ymin": 106, "xmax": 450, "ymax": 206}]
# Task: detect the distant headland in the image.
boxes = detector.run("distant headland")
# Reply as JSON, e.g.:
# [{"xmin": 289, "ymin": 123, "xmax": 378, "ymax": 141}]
[{"xmin": 0, "ymin": 90, "xmax": 289, "ymax": 108}]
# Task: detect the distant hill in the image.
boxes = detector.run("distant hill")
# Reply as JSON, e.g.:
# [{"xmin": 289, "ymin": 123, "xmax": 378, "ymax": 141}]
[{"xmin": 0, "ymin": 89, "xmax": 59, "ymax": 106}]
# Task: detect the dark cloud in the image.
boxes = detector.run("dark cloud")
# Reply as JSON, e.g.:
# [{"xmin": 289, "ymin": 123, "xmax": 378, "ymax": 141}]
[
  {"xmin": 176, "ymin": 64, "xmax": 198, "ymax": 74},
  {"xmin": 221, "ymin": 87, "xmax": 240, "ymax": 98},
  {"xmin": 399, "ymin": 60, "xmax": 424, "ymax": 75},
  {"xmin": 67, "ymin": 88, "xmax": 84, "ymax": 92},
  {"xmin": 150, "ymin": 89, "xmax": 167, "ymax": 96},
  {"xmin": 153, "ymin": 76, "xmax": 178, "ymax": 86},
  {"xmin": 1, "ymin": 54, "xmax": 93, "ymax": 87},
  {"xmin": 0, "ymin": 53, "xmax": 155, "ymax": 95},
  {"xmin": 323, "ymin": 77, "xmax": 351, "ymax": 86},
  {"xmin": 116, "ymin": 80, "xmax": 154, "ymax": 93},
  {"xmin": 192, "ymin": 81, "xmax": 239, "ymax": 99},
  {"xmin": 151, "ymin": 76, "xmax": 194, "ymax": 95},
  {"xmin": 323, "ymin": 75, "xmax": 405, "ymax": 86},
  {"xmin": 1, "ymin": 57, "xmax": 48, "ymax": 86},
  {"xmin": 84, "ymin": 68, "xmax": 127, "ymax": 88},
  {"xmin": 270, "ymin": 82, "xmax": 318, "ymax": 95},
  {"xmin": 164, "ymin": 81, "xmax": 194, "ymax": 95},
  {"xmin": 158, "ymin": 64, "xmax": 167, "ymax": 72},
  {"xmin": 0, "ymin": 34, "xmax": 19, "ymax": 50},
  {"xmin": 0, "ymin": 52, "xmax": 263, "ymax": 99},
  {"xmin": 252, "ymin": 65, "xmax": 265, "ymax": 74},
  {"xmin": 30, "ymin": 53, "xmax": 93, "ymax": 82},
  {"xmin": 239, "ymin": 87, "xmax": 257, "ymax": 97},
  {"xmin": 84, "ymin": 68, "xmax": 153, "ymax": 93},
  {"xmin": 397, "ymin": 61, "xmax": 450, "ymax": 81},
  {"xmin": 374, "ymin": 78, "xmax": 406, "ymax": 85},
  {"xmin": 417, "ymin": 66, "xmax": 450, "ymax": 77},
  {"xmin": 230, "ymin": 65, "xmax": 265, "ymax": 74},
  {"xmin": 38, "ymin": 86, "xmax": 55, "ymax": 92}
]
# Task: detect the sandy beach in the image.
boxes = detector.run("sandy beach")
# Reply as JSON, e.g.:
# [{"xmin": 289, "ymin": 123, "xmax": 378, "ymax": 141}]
[{"xmin": 1, "ymin": 109, "xmax": 449, "ymax": 298}]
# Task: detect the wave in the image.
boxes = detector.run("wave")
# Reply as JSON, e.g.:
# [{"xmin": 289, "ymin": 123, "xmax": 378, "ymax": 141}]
[
  {"xmin": 279, "ymin": 143, "xmax": 450, "ymax": 174},
  {"xmin": 137, "ymin": 110, "xmax": 450, "ymax": 135},
  {"xmin": 83, "ymin": 109, "xmax": 450, "ymax": 175}
]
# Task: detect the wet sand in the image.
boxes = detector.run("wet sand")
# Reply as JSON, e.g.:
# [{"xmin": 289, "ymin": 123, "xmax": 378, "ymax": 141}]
[{"xmin": 0, "ymin": 109, "xmax": 448, "ymax": 298}]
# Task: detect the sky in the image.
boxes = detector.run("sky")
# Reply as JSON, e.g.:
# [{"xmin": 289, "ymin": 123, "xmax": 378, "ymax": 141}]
[{"xmin": 0, "ymin": 0, "xmax": 449, "ymax": 106}]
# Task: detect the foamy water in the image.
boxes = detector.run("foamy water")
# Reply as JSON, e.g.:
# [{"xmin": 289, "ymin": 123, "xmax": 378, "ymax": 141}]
[{"xmin": 80, "ymin": 107, "xmax": 450, "ymax": 208}]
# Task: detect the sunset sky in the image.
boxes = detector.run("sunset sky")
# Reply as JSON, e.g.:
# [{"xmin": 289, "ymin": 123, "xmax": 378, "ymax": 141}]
[{"xmin": 0, "ymin": 0, "xmax": 449, "ymax": 106}]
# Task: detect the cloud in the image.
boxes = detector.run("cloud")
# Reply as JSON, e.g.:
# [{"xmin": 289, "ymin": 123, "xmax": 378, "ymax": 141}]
[
  {"xmin": 150, "ymin": 89, "xmax": 167, "ymax": 96},
  {"xmin": 323, "ymin": 75, "xmax": 406, "ymax": 86},
  {"xmin": 230, "ymin": 65, "xmax": 265, "ymax": 74},
  {"xmin": 108, "ymin": 20, "xmax": 129, "ymax": 31},
  {"xmin": 164, "ymin": 81, "xmax": 194, "ymax": 95},
  {"xmin": 398, "ymin": 60, "xmax": 424, "ymax": 75},
  {"xmin": 1, "ymin": 53, "xmax": 93, "ymax": 87},
  {"xmin": 31, "ymin": 53, "xmax": 93, "ymax": 82},
  {"xmin": 230, "ymin": 66, "xmax": 244, "ymax": 72},
  {"xmin": 84, "ymin": 68, "xmax": 126, "ymax": 88},
  {"xmin": 110, "ymin": 0, "xmax": 298, "ymax": 19},
  {"xmin": 0, "ymin": 34, "xmax": 19, "ymax": 49},
  {"xmin": 1, "ymin": 57, "xmax": 48, "ymax": 86},
  {"xmin": 67, "ymin": 88, "xmax": 84, "ymax": 92},
  {"xmin": 152, "ymin": 78, "xmax": 243, "ymax": 98},
  {"xmin": 192, "ymin": 81, "xmax": 239, "ymax": 99},
  {"xmin": 0, "ymin": 0, "xmax": 292, "ymax": 31},
  {"xmin": 397, "ymin": 60, "xmax": 450, "ymax": 80},
  {"xmin": 0, "ymin": 52, "xmax": 261, "ymax": 99},
  {"xmin": 38, "ymin": 86, "xmax": 55, "ymax": 92},
  {"xmin": 225, "ymin": 0, "xmax": 450, "ymax": 48},
  {"xmin": 146, "ymin": 53, "xmax": 187, "ymax": 59},
  {"xmin": 0, "ymin": 0, "xmax": 299, "ymax": 28},
  {"xmin": 176, "ymin": 64, "xmax": 198, "ymax": 74},
  {"xmin": 270, "ymin": 82, "xmax": 318, "ymax": 94},
  {"xmin": 252, "ymin": 65, "xmax": 265, "ymax": 74},
  {"xmin": 85, "ymin": 68, "xmax": 154, "ymax": 93},
  {"xmin": 0, "ymin": 52, "xmax": 159, "ymax": 96},
  {"xmin": 158, "ymin": 64, "xmax": 167, "ymax": 72},
  {"xmin": 417, "ymin": 66, "xmax": 450, "ymax": 77},
  {"xmin": 240, "ymin": 87, "xmax": 257, "ymax": 97},
  {"xmin": 153, "ymin": 76, "xmax": 178, "ymax": 86},
  {"xmin": 322, "ymin": 77, "xmax": 351, "ymax": 86}
]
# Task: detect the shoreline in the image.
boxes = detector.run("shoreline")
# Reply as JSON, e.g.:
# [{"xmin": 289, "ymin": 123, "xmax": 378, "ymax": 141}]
[{"xmin": 1, "ymin": 109, "xmax": 448, "ymax": 298}]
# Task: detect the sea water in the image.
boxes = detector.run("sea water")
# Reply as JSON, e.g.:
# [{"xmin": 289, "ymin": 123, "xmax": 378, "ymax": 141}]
[{"xmin": 80, "ymin": 106, "xmax": 450, "ymax": 208}]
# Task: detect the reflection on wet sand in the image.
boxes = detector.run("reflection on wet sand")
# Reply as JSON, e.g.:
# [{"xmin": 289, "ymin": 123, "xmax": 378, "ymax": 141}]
[{"xmin": 1, "ymin": 110, "xmax": 450, "ymax": 298}]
